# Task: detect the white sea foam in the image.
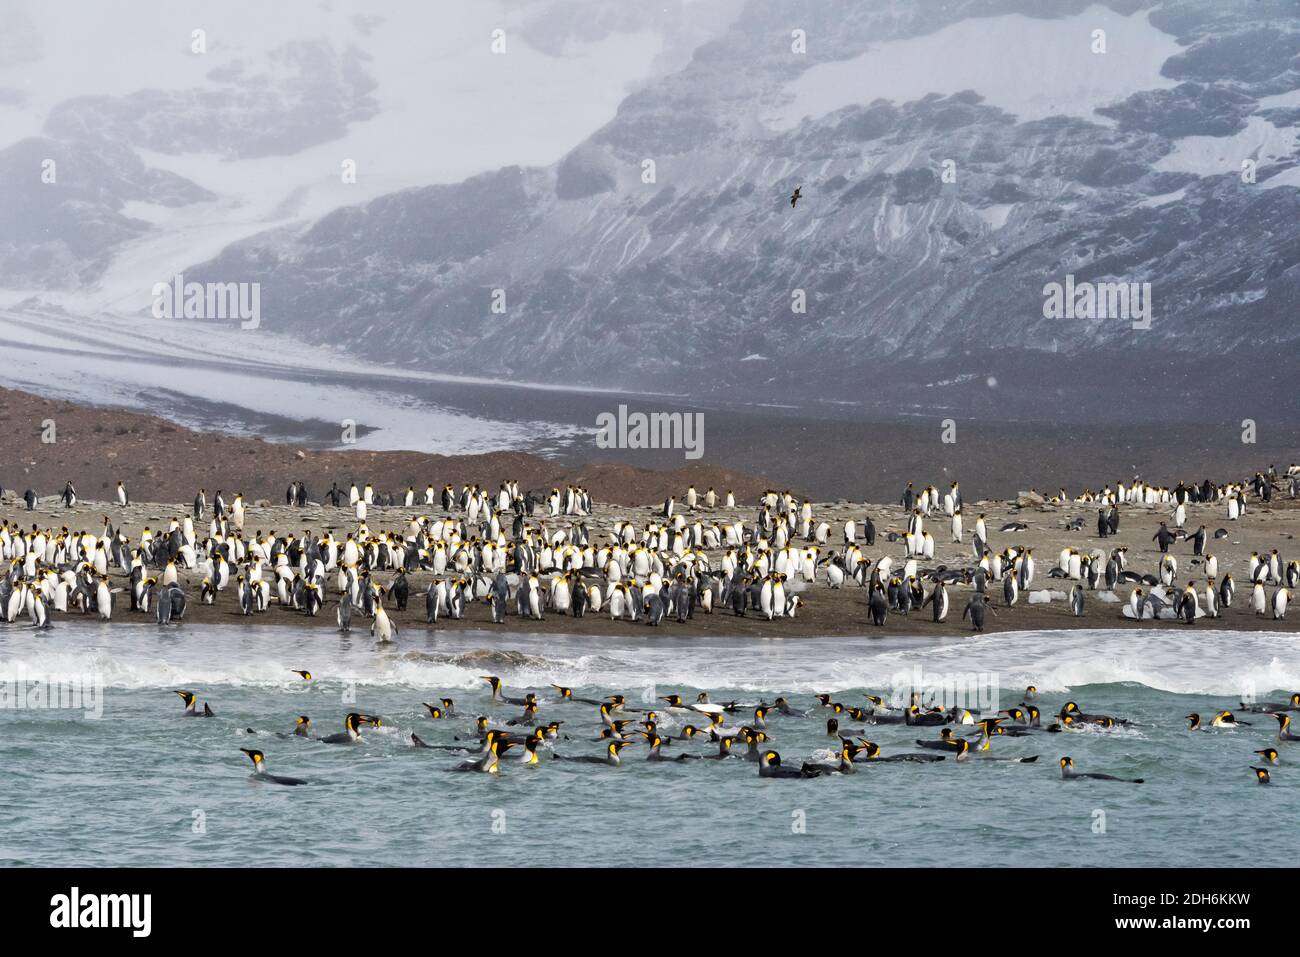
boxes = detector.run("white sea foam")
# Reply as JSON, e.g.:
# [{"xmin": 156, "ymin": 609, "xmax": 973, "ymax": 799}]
[{"xmin": 1, "ymin": 623, "xmax": 1297, "ymax": 699}]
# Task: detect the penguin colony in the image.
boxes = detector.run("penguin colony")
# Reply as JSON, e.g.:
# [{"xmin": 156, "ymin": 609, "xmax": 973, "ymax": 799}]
[
  {"xmin": 185, "ymin": 678, "xmax": 1299, "ymax": 785},
  {"xmin": 2, "ymin": 467, "xmax": 1297, "ymax": 633}
]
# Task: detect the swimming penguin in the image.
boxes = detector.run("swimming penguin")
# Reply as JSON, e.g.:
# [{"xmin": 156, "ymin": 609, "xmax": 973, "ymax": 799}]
[
  {"xmin": 1239, "ymin": 692, "xmax": 1300, "ymax": 714},
  {"xmin": 646, "ymin": 734, "xmax": 697, "ymax": 762},
  {"xmin": 319, "ymin": 712, "xmax": 380, "ymax": 744},
  {"xmin": 1058, "ymin": 701, "xmax": 1130, "ymax": 727},
  {"xmin": 1058, "ymin": 756, "xmax": 1143, "ymax": 783},
  {"xmin": 1251, "ymin": 766, "xmax": 1271, "ymax": 785},
  {"xmin": 853, "ymin": 740, "xmax": 946, "ymax": 763},
  {"xmin": 291, "ymin": 670, "xmax": 312, "ymax": 681},
  {"xmin": 455, "ymin": 737, "xmax": 513, "ymax": 773},
  {"xmin": 174, "ymin": 690, "xmax": 214, "ymax": 717},
  {"xmin": 1274, "ymin": 713, "xmax": 1300, "ymax": 742},
  {"xmin": 1254, "ymin": 747, "xmax": 1280, "ymax": 766},
  {"xmin": 482, "ymin": 676, "xmax": 531, "ymax": 706},
  {"xmin": 239, "ymin": 748, "xmax": 307, "ymax": 786},
  {"xmin": 914, "ymin": 727, "xmax": 966, "ymax": 752},
  {"xmin": 758, "ymin": 749, "xmax": 822, "ymax": 779},
  {"xmin": 1186, "ymin": 711, "xmax": 1248, "ymax": 731},
  {"xmin": 553, "ymin": 740, "xmax": 632, "ymax": 766}
]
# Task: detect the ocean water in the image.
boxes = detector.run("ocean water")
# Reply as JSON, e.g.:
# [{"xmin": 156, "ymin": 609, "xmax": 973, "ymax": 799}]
[{"xmin": 2, "ymin": 623, "xmax": 1298, "ymax": 868}]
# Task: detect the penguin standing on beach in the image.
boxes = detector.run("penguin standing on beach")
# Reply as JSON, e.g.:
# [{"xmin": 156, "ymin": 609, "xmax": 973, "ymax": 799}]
[
  {"xmin": 868, "ymin": 583, "xmax": 888, "ymax": 626},
  {"xmin": 963, "ymin": 593, "xmax": 996, "ymax": 632},
  {"xmin": 924, "ymin": 581, "xmax": 949, "ymax": 622}
]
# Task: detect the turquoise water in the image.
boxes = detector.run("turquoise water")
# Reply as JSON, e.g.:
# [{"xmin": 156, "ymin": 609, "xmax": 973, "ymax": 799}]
[{"xmin": 2, "ymin": 623, "xmax": 1298, "ymax": 867}]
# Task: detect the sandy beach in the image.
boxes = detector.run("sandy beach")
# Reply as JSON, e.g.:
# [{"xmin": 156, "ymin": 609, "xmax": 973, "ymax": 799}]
[{"xmin": 5, "ymin": 491, "xmax": 1297, "ymax": 637}]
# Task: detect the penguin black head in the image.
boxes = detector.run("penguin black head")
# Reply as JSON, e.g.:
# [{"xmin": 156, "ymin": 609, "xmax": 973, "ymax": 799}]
[
  {"xmin": 1059, "ymin": 756, "xmax": 1074, "ymax": 770},
  {"xmin": 1255, "ymin": 748, "xmax": 1279, "ymax": 764},
  {"xmin": 1185, "ymin": 714, "xmax": 1201, "ymax": 730},
  {"xmin": 551, "ymin": 685, "xmax": 572, "ymax": 699},
  {"xmin": 174, "ymin": 690, "xmax": 196, "ymax": 708},
  {"xmin": 292, "ymin": 670, "xmax": 311, "ymax": 681},
  {"xmin": 826, "ymin": 718, "xmax": 839, "ymax": 736},
  {"xmin": 1252, "ymin": 767, "xmax": 1271, "ymax": 785},
  {"xmin": 240, "ymin": 748, "xmax": 264, "ymax": 768}
]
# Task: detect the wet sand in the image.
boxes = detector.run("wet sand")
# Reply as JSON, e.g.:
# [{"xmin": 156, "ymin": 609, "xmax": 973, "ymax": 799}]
[{"xmin": 6, "ymin": 492, "xmax": 1298, "ymax": 637}]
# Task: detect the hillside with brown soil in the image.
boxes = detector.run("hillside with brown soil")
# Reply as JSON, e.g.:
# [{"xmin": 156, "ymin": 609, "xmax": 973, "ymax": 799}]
[{"xmin": 0, "ymin": 387, "xmax": 784, "ymax": 506}]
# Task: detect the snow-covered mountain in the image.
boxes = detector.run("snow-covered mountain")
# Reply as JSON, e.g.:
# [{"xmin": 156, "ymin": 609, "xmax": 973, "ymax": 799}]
[{"xmin": 4, "ymin": 0, "xmax": 1298, "ymax": 421}]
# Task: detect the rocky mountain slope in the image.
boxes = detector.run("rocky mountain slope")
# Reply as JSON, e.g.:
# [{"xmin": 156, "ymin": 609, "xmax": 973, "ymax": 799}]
[{"xmin": 180, "ymin": 0, "xmax": 1300, "ymax": 417}]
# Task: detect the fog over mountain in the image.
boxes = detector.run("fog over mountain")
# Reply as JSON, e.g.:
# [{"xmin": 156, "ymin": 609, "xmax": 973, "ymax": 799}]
[{"xmin": 2, "ymin": 0, "xmax": 1297, "ymax": 430}]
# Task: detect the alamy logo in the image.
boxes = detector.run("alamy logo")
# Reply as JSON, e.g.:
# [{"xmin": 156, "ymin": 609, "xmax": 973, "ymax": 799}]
[
  {"xmin": 152, "ymin": 273, "xmax": 261, "ymax": 329},
  {"xmin": 1042, "ymin": 274, "xmax": 1152, "ymax": 330},
  {"xmin": 0, "ymin": 666, "xmax": 102, "ymax": 718},
  {"xmin": 50, "ymin": 887, "xmax": 151, "ymax": 937},
  {"xmin": 595, "ymin": 404, "xmax": 704, "ymax": 460}
]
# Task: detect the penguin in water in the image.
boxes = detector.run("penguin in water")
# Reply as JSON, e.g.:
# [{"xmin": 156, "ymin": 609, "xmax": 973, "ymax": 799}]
[
  {"xmin": 173, "ymin": 690, "xmax": 214, "ymax": 717},
  {"xmin": 1239, "ymin": 692, "xmax": 1300, "ymax": 714},
  {"xmin": 1251, "ymin": 766, "xmax": 1271, "ymax": 785},
  {"xmin": 319, "ymin": 712, "xmax": 380, "ymax": 744},
  {"xmin": 758, "ymin": 749, "xmax": 822, "ymax": 779},
  {"xmin": 1058, "ymin": 756, "xmax": 1143, "ymax": 783},
  {"xmin": 482, "ymin": 675, "xmax": 531, "ymax": 706},
  {"xmin": 371, "ymin": 602, "xmax": 397, "ymax": 643},
  {"xmin": 1254, "ymin": 747, "xmax": 1280, "ymax": 766},
  {"xmin": 239, "ymin": 749, "xmax": 307, "ymax": 786},
  {"xmin": 646, "ymin": 734, "xmax": 698, "ymax": 762},
  {"xmin": 453, "ymin": 736, "xmax": 514, "ymax": 773},
  {"xmin": 553, "ymin": 740, "xmax": 632, "ymax": 766},
  {"xmin": 1273, "ymin": 713, "xmax": 1300, "ymax": 742},
  {"xmin": 852, "ymin": 740, "xmax": 946, "ymax": 763},
  {"xmin": 1185, "ymin": 711, "xmax": 1250, "ymax": 731}
]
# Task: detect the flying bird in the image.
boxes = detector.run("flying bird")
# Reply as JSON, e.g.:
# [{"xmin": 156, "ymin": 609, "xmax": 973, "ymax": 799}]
[{"xmin": 790, "ymin": 186, "xmax": 802, "ymax": 208}]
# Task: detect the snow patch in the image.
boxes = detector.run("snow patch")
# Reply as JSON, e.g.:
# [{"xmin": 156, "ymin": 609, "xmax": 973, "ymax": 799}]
[
  {"xmin": 1155, "ymin": 116, "xmax": 1299, "ymax": 178},
  {"xmin": 767, "ymin": 7, "xmax": 1181, "ymax": 130}
]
